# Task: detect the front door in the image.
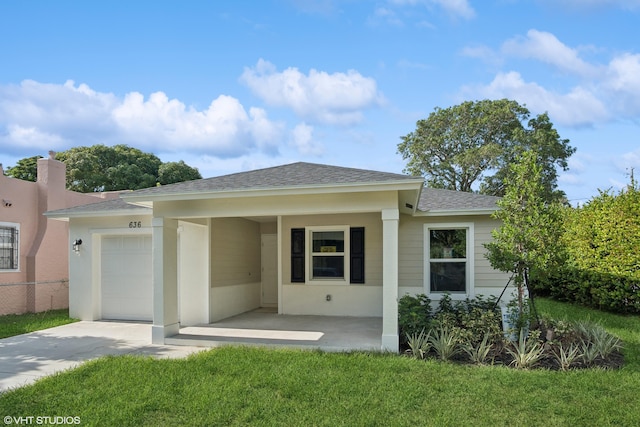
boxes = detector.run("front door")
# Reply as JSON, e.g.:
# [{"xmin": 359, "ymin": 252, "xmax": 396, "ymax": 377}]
[{"xmin": 261, "ymin": 234, "xmax": 278, "ymax": 307}]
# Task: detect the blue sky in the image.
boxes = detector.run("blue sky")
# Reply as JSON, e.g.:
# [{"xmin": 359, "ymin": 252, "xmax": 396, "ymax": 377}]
[{"xmin": 1, "ymin": 0, "xmax": 639, "ymax": 204}]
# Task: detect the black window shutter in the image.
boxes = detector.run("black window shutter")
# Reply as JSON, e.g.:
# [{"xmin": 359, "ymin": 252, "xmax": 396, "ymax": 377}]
[
  {"xmin": 350, "ymin": 227, "xmax": 365, "ymax": 284},
  {"xmin": 291, "ymin": 228, "xmax": 305, "ymax": 283}
]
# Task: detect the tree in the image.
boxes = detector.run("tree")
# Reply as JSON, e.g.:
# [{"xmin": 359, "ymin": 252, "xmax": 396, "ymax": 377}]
[
  {"xmin": 398, "ymin": 99, "xmax": 575, "ymax": 202},
  {"xmin": 158, "ymin": 160, "xmax": 202, "ymax": 185},
  {"xmin": 55, "ymin": 145, "xmax": 162, "ymax": 192},
  {"xmin": 4, "ymin": 155, "xmax": 43, "ymax": 182},
  {"xmin": 480, "ymin": 113, "xmax": 575, "ymax": 202},
  {"xmin": 8, "ymin": 145, "xmax": 202, "ymax": 192},
  {"xmin": 484, "ymin": 150, "xmax": 564, "ymax": 317}
]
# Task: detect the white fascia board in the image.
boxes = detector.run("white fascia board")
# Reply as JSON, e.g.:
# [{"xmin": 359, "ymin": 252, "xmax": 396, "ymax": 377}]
[
  {"xmin": 121, "ymin": 179, "xmax": 425, "ymax": 204},
  {"xmin": 44, "ymin": 208, "xmax": 151, "ymax": 220},
  {"xmin": 414, "ymin": 208, "xmax": 497, "ymax": 217}
]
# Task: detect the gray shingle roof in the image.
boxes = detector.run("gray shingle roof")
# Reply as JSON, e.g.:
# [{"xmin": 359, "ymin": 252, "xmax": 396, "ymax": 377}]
[
  {"xmin": 45, "ymin": 163, "xmax": 499, "ymax": 217},
  {"xmin": 45, "ymin": 197, "xmax": 150, "ymax": 217},
  {"xmin": 417, "ymin": 188, "xmax": 500, "ymax": 212},
  {"xmin": 124, "ymin": 162, "xmax": 421, "ymax": 198}
]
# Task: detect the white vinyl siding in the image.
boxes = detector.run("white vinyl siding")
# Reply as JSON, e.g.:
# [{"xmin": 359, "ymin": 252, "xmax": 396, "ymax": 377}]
[{"xmin": 398, "ymin": 215, "xmax": 511, "ymax": 298}]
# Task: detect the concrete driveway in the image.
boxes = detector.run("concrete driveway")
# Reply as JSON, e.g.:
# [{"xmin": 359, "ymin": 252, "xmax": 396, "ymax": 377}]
[
  {"xmin": 0, "ymin": 313, "xmax": 384, "ymax": 394},
  {"xmin": 0, "ymin": 321, "xmax": 204, "ymax": 393}
]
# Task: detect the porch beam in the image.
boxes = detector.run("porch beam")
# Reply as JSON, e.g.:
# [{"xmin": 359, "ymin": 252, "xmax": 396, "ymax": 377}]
[{"xmin": 381, "ymin": 208, "xmax": 399, "ymax": 352}]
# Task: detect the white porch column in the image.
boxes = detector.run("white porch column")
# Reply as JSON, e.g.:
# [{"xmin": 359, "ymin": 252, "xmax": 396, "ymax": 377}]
[
  {"xmin": 381, "ymin": 208, "xmax": 399, "ymax": 352},
  {"xmin": 151, "ymin": 217, "xmax": 179, "ymax": 344}
]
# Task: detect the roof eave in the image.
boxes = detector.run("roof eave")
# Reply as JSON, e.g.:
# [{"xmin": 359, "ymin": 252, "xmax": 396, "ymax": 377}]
[
  {"xmin": 414, "ymin": 207, "xmax": 498, "ymax": 217},
  {"xmin": 45, "ymin": 207, "xmax": 152, "ymax": 220},
  {"xmin": 121, "ymin": 179, "xmax": 425, "ymax": 203}
]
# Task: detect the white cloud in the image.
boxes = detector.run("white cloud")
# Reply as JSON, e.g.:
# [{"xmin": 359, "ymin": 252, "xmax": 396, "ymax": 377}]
[
  {"xmin": 604, "ymin": 53, "xmax": 640, "ymax": 113},
  {"xmin": 0, "ymin": 80, "xmax": 118, "ymax": 144},
  {"xmin": 289, "ymin": 123, "xmax": 324, "ymax": 155},
  {"xmin": 567, "ymin": 154, "xmax": 588, "ymax": 173},
  {"xmin": 558, "ymin": 153, "xmax": 592, "ymax": 187},
  {"xmin": 3, "ymin": 125, "xmax": 67, "ymax": 150},
  {"xmin": 501, "ymin": 30, "xmax": 599, "ymax": 77},
  {"xmin": 461, "ymin": 30, "xmax": 640, "ymax": 127},
  {"xmin": 615, "ymin": 149, "xmax": 640, "ymax": 177},
  {"xmin": 558, "ymin": 173, "xmax": 583, "ymax": 185},
  {"xmin": 460, "ymin": 44, "xmax": 502, "ymax": 66},
  {"xmin": 240, "ymin": 59, "xmax": 383, "ymax": 125},
  {"xmin": 547, "ymin": 0, "xmax": 640, "ymax": 11},
  {"xmin": 388, "ymin": 0, "xmax": 475, "ymax": 19},
  {"xmin": 0, "ymin": 80, "xmax": 284, "ymax": 158},
  {"xmin": 371, "ymin": 7, "xmax": 405, "ymax": 26},
  {"xmin": 462, "ymin": 71, "xmax": 609, "ymax": 126},
  {"xmin": 430, "ymin": 0, "xmax": 475, "ymax": 19}
]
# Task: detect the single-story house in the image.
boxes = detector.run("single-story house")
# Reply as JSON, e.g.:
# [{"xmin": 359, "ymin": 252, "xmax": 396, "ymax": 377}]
[{"xmin": 46, "ymin": 162, "xmax": 510, "ymax": 352}]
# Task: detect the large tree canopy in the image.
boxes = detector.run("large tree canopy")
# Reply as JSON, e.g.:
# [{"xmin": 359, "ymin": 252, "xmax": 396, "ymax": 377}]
[
  {"xmin": 397, "ymin": 99, "xmax": 575, "ymax": 202},
  {"xmin": 4, "ymin": 155, "xmax": 43, "ymax": 181},
  {"xmin": 158, "ymin": 160, "xmax": 202, "ymax": 185},
  {"xmin": 5, "ymin": 145, "xmax": 202, "ymax": 192}
]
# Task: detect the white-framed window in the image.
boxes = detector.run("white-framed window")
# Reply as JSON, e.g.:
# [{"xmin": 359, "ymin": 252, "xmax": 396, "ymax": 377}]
[
  {"xmin": 306, "ymin": 226, "xmax": 350, "ymax": 284},
  {"xmin": 424, "ymin": 223, "xmax": 474, "ymax": 299},
  {"xmin": 0, "ymin": 222, "xmax": 20, "ymax": 271}
]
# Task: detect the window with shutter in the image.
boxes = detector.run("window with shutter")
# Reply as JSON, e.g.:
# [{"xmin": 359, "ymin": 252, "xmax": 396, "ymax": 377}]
[
  {"xmin": 291, "ymin": 228, "xmax": 305, "ymax": 282},
  {"xmin": 292, "ymin": 225, "xmax": 365, "ymax": 285},
  {"xmin": 350, "ymin": 227, "xmax": 365, "ymax": 284}
]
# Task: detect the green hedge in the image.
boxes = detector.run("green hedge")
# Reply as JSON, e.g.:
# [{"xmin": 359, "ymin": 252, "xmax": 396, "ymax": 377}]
[{"xmin": 536, "ymin": 182, "xmax": 640, "ymax": 314}]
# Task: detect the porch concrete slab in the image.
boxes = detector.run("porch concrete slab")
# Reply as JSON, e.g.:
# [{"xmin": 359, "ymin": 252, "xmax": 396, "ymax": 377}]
[
  {"xmin": 0, "ymin": 321, "xmax": 205, "ymax": 394},
  {"xmin": 166, "ymin": 311, "xmax": 383, "ymax": 352}
]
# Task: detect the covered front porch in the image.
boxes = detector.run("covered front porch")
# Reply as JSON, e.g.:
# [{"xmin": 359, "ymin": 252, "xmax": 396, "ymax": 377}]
[
  {"xmin": 165, "ymin": 309, "xmax": 383, "ymax": 352},
  {"xmin": 153, "ymin": 207, "xmax": 401, "ymax": 351}
]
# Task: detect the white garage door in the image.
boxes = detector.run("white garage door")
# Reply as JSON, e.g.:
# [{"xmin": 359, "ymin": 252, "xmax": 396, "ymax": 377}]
[{"xmin": 101, "ymin": 235, "xmax": 153, "ymax": 321}]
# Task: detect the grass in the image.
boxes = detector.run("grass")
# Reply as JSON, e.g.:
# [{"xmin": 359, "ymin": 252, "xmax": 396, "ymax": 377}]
[
  {"xmin": 0, "ymin": 309, "xmax": 77, "ymax": 339},
  {"xmin": 0, "ymin": 299, "xmax": 639, "ymax": 426}
]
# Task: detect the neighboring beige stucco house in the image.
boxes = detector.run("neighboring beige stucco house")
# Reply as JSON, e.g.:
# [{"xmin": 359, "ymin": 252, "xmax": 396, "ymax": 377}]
[
  {"xmin": 47, "ymin": 162, "xmax": 510, "ymax": 352},
  {"xmin": 0, "ymin": 153, "xmax": 119, "ymax": 315}
]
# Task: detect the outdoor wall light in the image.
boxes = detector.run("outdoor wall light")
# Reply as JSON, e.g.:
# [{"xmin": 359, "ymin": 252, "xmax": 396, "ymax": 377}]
[{"xmin": 72, "ymin": 239, "xmax": 83, "ymax": 253}]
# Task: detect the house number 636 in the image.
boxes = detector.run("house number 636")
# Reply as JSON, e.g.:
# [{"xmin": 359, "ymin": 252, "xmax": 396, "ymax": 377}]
[{"xmin": 129, "ymin": 221, "xmax": 142, "ymax": 228}]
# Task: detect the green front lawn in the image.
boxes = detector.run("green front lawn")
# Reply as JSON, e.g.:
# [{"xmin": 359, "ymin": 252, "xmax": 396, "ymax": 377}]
[
  {"xmin": 0, "ymin": 309, "xmax": 77, "ymax": 339},
  {"xmin": 0, "ymin": 300, "xmax": 639, "ymax": 426}
]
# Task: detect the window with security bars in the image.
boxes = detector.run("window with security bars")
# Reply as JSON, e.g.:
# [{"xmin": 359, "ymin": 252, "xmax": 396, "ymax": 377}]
[{"xmin": 0, "ymin": 225, "xmax": 19, "ymax": 270}]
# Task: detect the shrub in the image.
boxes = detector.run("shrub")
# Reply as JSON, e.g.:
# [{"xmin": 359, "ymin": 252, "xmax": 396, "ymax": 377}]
[
  {"xmin": 406, "ymin": 329, "xmax": 432, "ymax": 360},
  {"xmin": 506, "ymin": 329, "xmax": 545, "ymax": 369},
  {"xmin": 552, "ymin": 343, "xmax": 582, "ymax": 371},
  {"xmin": 398, "ymin": 294, "xmax": 432, "ymax": 345},
  {"xmin": 537, "ymin": 181, "xmax": 640, "ymax": 314},
  {"xmin": 463, "ymin": 332, "xmax": 495, "ymax": 365},
  {"xmin": 428, "ymin": 324, "xmax": 463, "ymax": 361},
  {"xmin": 575, "ymin": 321, "xmax": 623, "ymax": 359},
  {"xmin": 399, "ymin": 295, "xmax": 624, "ymax": 370}
]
